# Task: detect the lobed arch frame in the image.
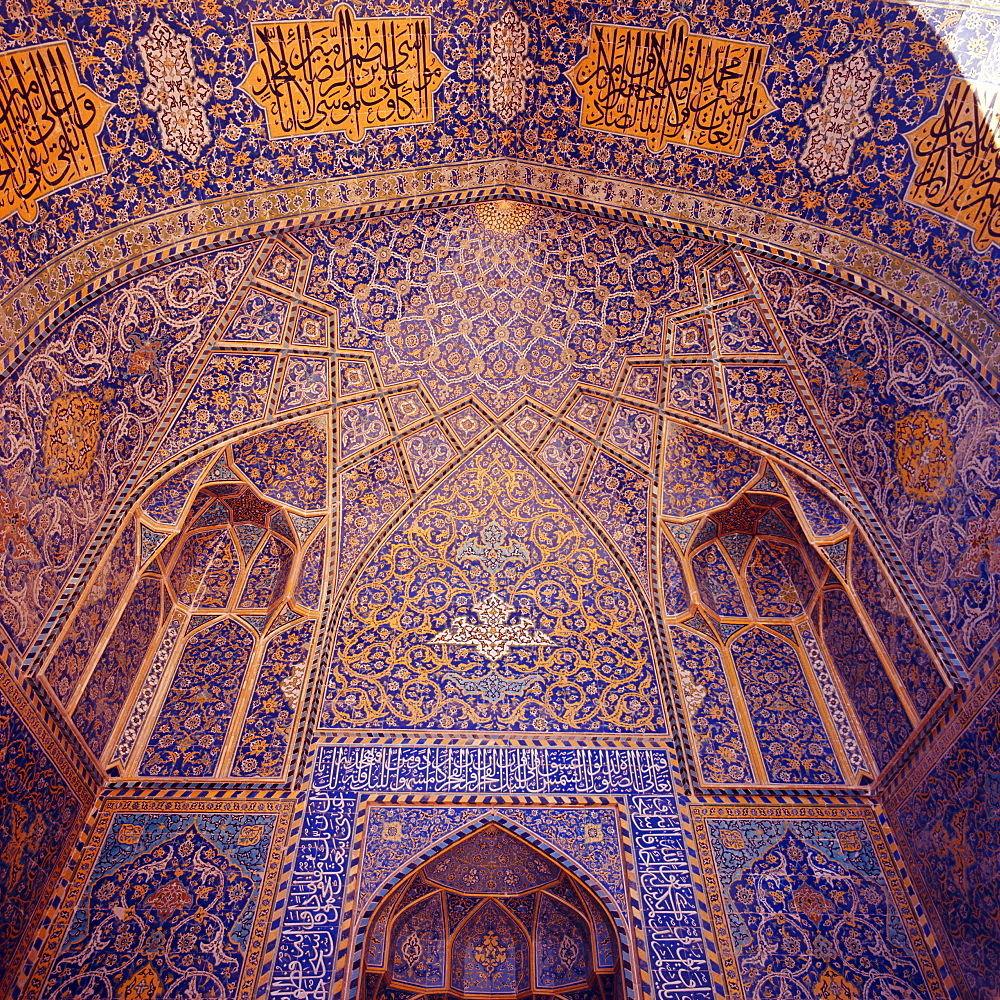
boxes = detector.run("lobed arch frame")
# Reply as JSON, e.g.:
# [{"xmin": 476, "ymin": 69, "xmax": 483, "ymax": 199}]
[
  {"xmin": 47, "ymin": 468, "xmax": 327, "ymax": 779},
  {"xmin": 30, "ymin": 425, "xmax": 949, "ymax": 788},
  {"xmin": 341, "ymin": 812, "xmax": 636, "ymax": 1000}
]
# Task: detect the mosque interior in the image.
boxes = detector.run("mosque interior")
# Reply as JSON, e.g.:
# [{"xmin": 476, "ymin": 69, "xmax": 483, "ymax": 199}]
[{"xmin": 1, "ymin": 0, "xmax": 999, "ymax": 998}]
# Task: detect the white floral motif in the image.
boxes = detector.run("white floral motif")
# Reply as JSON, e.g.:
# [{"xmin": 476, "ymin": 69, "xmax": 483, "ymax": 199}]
[
  {"xmin": 482, "ymin": 6, "xmax": 536, "ymax": 124},
  {"xmin": 435, "ymin": 592, "xmax": 552, "ymax": 704},
  {"xmin": 434, "ymin": 592, "xmax": 553, "ymax": 665},
  {"xmin": 139, "ymin": 17, "xmax": 213, "ymax": 161},
  {"xmin": 605, "ymin": 405, "xmax": 654, "ymax": 464},
  {"xmin": 278, "ymin": 357, "xmax": 330, "ymax": 411},
  {"xmin": 799, "ymin": 51, "xmax": 880, "ymax": 184},
  {"xmin": 539, "ymin": 428, "xmax": 588, "ymax": 485}
]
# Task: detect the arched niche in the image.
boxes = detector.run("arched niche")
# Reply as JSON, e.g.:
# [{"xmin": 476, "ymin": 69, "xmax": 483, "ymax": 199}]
[
  {"xmin": 44, "ymin": 452, "xmax": 324, "ymax": 778},
  {"xmin": 360, "ymin": 823, "xmax": 625, "ymax": 1000}
]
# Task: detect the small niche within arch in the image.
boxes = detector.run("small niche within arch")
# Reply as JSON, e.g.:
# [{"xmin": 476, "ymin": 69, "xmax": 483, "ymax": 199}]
[{"xmin": 362, "ymin": 824, "xmax": 625, "ymax": 1000}]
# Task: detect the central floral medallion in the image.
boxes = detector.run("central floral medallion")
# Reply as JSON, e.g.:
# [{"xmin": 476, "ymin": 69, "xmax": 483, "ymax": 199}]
[
  {"xmin": 434, "ymin": 592, "xmax": 553, "ymax": 704},
  {"xmin": 474, "ymin": 929, "xmax": 508, "ymax": 977}
]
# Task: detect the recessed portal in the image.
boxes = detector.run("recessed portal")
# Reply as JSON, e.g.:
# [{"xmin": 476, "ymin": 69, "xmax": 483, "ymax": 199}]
[{"xmin": 361, "ymin": 824, "xmax": 625, "ymax": 1000}]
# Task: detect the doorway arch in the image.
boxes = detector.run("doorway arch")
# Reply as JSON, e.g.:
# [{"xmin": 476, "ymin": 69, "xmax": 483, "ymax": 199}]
[{"xmin": 360, "ymin": 823, "xmax": 625, "ymax": 1000}]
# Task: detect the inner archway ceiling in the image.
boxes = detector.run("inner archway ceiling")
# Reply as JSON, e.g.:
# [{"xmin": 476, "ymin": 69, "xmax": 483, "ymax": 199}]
[{"xmin": 12, "ymin": 199, "xmax": 998, "ymax": 716}]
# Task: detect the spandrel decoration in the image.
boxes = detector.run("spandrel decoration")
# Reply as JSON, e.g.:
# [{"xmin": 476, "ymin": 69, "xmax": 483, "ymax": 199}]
[
  {"xmin": 239, "ymin": 6, "xmax": 450, "ymax": 142},
  {"xmin": 906, "ymin": 76, "xmax": 1000, "ymax": 251},
  {"xmin": 0, "ymin": 41, "xmax": 111, "ymax": 224},
  {"xmin": 569, "ymin": 17, "xmax": 775, "ymax": 156}
]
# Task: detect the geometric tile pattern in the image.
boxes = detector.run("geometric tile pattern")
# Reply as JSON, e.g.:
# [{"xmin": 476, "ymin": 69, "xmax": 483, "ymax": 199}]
[
  {"xmin": 705, "ymin": 253, "xmax": 750, "ymax": 300},
  {"xmin": 0, "ymin": 243, "xmax": 256, "ymax": 654},
  {"xmin": 723, "ymin": 365, "xmax": 838, "ymax": 480},
  {"xmin": 669, "ymin": 625, "xmax": 753, "ymax": 785},
  {"xmin": 580, "ymin": 451, "xmax": 652, "ymax": 596},
  {"xmin": 565, "ymin": 393, "xmax": 608, "ymax": 432},
  {"xmin": 538, "ymin": 425, "xmax": 591, "ymax": 488},
  {"xmin": 71, "ymin": 576, "xmax": 163, "ymax": 759},
  {"xmin": 24, "ymin": 798, "xmax": 294, "ymax": 1000},
  {"xmin": 276, "ymin": 356, "xmax": 330, "ymax": 413},
  {"xmin": 445, "ymin": 405, "xmax": 490, "ymax": 445},
  {"xmin": 667, "ymin": 365, "xmax": 719, "ymax": 421},
  {"xmin": 43, "ymin": 522, "xmax": 137, "ymax": 704},
  {"xmin": 713, "ymin": 300, "xmax": 778, "ymax": 355},
  {"xmin": 661, "ymin": 426, "xmax": 760, "ymax": 519},
  {"xmin": 783, "ymin": 469, "xmax": 850, "ymax": 537},
  {"xmin": 402, "ymin": 425, "xmax": 457, "ymax": 485},
  {"xmin": 150, "ymin": 352, "xmax": 276, "ymax": 467},
  {"xmin": 887, "ymin": 663, "xmax": 1000, "ymax": 1000},
  {"xmin": 0, "ymin": 678, "xmax": 84, "ymax": 998},
  {"xmin": 2, "ymin": 10, "xmax": 999, "ymax": 1000},
  {"xmin": 850, "ymin": 538, "xmax": 945, "ymax": 719},
  {"xmin": 818, "ymin": 587, "xmax": 913, "ymax": 772},
  {"xmin": 604, "ymin": 404, "xmax": 655, "ymax": 465},
  {"xmin": 140, "ymin": 455, "xmax": 212, "ymax": 525},
  {"xmin": 760, "ymin": 260, "xmax": 1000, "ymax": 667},
  {"xmin": 233, "ymin": 418, "xmax": 328, "ymax": 511},
  {"xmin": 139, "ymin": 523, "xmax": 171, "ymax": 565},
  {"xmin": 505, "ymin": 406, "xmax": 551, "ymax": 447},
  {"xmin": 2, "ymin": 160, "xmax": 985, "ymax": 1000},
  {"xmin": 672, "ymin": 487, "xmax": 871, "ymax": 788},
  {"xmin": 222, "ymin": 289, "xmax": 289, "ymax": 344},
  {"xmin": 686, "ymin": 802, "xmax": 950, "ymax": 1000},
  {"xmin": 307, "ymin": 209, "xmax": 702, "ymax": 416},
  {"xmin": 336, "ymin": 446, "xmax": 411, "ymax": 590}
]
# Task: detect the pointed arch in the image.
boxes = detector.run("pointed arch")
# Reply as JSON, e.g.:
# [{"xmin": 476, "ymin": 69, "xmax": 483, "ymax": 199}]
[
  {"xmin": 357, "ymin": 812, "xmax": 629, "ymax": 934},
  {"xmin": 322, "ymin": 434, "xmax": 667, "ymax": 734},
  {"xmin": 331, "ymin": 427, "xmax": 657, "ymax": 620},
  {"xmin": 354, "ymin": 816, "xmax": 628, "ymax": 1000}
]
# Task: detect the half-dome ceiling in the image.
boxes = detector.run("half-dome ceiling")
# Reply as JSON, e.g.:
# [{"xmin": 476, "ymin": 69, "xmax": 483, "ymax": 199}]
[{"xmin": 2, "ymin": 0, "xmax": 998, "ymax": 383}]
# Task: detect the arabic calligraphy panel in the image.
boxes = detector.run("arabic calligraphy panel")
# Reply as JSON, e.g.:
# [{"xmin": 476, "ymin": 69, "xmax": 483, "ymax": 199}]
[
  {"xmin": 0, "ymin": 41, "xmax": 111, "ymax": 224},
  {"xmin": 569, "ymin": 18, "xmax": 775, "ymax": 156},
  {"xmin": 906, "ymin": 76, "xmax": 1000, "ymax": 252},
  {"xmin": 240, "ymin": 9, "xmax": 450, "ymax": 142}
]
